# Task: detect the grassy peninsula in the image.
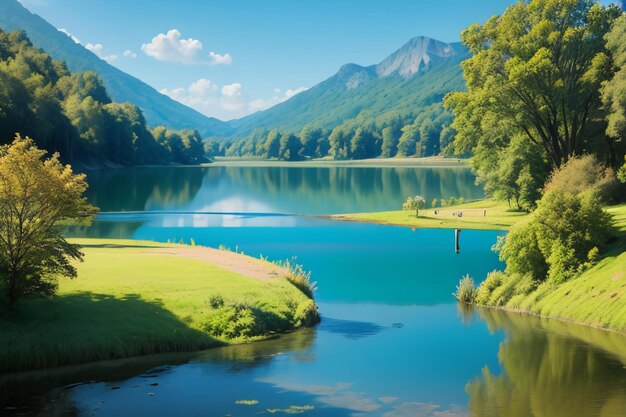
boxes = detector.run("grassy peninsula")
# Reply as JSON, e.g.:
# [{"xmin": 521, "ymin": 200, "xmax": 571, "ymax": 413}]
[
  {"xmin": 0, "ymin": 239, "xmax": 319, "ymax": 373},
  {"xmin": 331, "ymin": 199, "xmax": 529, "ymax": 231},
  {"xmin": 333, "ymin": 199, "xmax": 626, "ymax": 333}
]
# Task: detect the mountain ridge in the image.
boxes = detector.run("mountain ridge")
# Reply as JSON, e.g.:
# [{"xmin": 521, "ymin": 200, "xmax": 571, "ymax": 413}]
[
  {"xmin": 228, "ymin": 35, "xmax": 469, "ymax": 135},
  {"xmin": 0, "ymin": 0, "xmax": 232, "ymax": 137}
]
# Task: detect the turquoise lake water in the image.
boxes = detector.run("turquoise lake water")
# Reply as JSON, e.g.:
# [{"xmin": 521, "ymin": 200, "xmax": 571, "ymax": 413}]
[{"xmin": 2, "ymin": 165, "xmax": 625, "ymax": 417}]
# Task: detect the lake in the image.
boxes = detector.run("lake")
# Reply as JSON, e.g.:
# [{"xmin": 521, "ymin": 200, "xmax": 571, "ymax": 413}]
[{"xmin": 2, "ymin": 165, "xmax": 625, "ymax": 417}]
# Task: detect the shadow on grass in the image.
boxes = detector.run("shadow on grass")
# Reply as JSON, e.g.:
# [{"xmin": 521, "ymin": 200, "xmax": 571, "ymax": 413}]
[{"xmin": 0, "ymin": 292, "xmax": 220, "ymax": 374}]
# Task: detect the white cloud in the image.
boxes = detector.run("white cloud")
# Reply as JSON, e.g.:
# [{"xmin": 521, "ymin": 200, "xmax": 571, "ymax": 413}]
[
  {"xmin": 85, "ymin": 43, "xmax": 117, "ymax": 62},
  {"xmin": 161, "ymin": 79, "xmax": 306, "ymax": 120},
  {"xmin": 141, "ymin": 29, "xmax": 231, "ymax": 65},
  {"xmin": 247, "ymin": 86, "xmax": 307, "ymax": 112},
  {"xmin": 208, "ymin": 51, "xmax": 232, "ymax": 65},
  {"xmin": 58, "ymin": 28, "xmax": 80, "ymax": 44},
  {"xmin": 123, "ymin": 50, "xmax": 138, "ymax": 58}
]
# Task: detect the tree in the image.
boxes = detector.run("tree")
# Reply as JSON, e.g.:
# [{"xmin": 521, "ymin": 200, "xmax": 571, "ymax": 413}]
[
  {"xmin": 602, "ymin": 14, "xmax": 626, "ymax": 163},
  {"xmin": 446, "ymin": 0, "xmax": 622, "ymax": 169},
  {"xmin": 498, "ymin": 186, "xmax": 613, "ymax": 284},
  {"xmin": 279, "ymin": 132, "xmax": 302, "ymax": 161},
  {"xmin": 402, "ymin": 195, "xmax": 426, "ymax": 217},
  {"xmin": 0, "ymin": 136, "xmax": 96, "ymax": 304},
  {"xmin": 380, "ymin": 126, "xmax": 400, "ymax": 158},
  {"xmin": 263, "ymin": 129, "xmax": 281, "ymax": 159},
  {"xmin": 397, "ymin": 122, "xmax": 419, "ymax": 157},
  {"xmin": 299, "ymin": 126, "xmax": 322, "ymax": 159}
]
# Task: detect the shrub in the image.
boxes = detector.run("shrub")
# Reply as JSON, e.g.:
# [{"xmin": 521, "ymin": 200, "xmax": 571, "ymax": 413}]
[
  {"xmin": 544, "ymin": 155, "xmax": 617, "ymax": 202},
  {"xmin": 201, "ymin": 302, "xmax": 261, "ymax": 339},
  {"xmin": 499, "ymin": 190, "xmax": 613, "ymax": 283},
  {"xmin": 453, "ymin": 275, "xmax": 477, "ymax": 303},
  {"xmin": 208, "ymin": 294, "xmax": 224, "ymax": 309}
]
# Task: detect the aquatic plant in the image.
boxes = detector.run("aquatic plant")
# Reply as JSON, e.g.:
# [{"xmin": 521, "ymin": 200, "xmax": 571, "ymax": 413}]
[{"xmin": 454, "ymin": 275, "xmax": 477, "ymax": 303}]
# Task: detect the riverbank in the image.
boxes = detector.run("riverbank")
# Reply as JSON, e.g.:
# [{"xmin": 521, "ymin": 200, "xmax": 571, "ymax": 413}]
[
  {"xmin": 210, "ymin": 156, "xmax": 470, "ymax": 168},
  {"xmin": 331, "ymin": 199, "xmax": 528, "ymax": 231},
  {"xmin": 335, "ymin": 200, "xmax": 626, "ymax": 333},
  {"xmin": 0, "ymin": 239, "xmax": 319, "ymax": 373},
  {"xmin": 474, "ymin": 204, "xmax": 626, "ymax": 333}
]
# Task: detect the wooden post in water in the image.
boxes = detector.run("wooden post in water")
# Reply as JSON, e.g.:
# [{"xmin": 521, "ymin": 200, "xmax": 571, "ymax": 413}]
[{"xmin": 455, "ymin": 229, "xmax": 461, "ymax": 254}]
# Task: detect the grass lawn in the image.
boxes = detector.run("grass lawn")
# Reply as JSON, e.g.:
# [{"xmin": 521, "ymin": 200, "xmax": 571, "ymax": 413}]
[
  {"xmin": 0, "ymin": 239, "xmax": 317, "ymax": 373},
  {"xmin": 331, "ymin": 199, "xmax": 529, "ymax": 231}
]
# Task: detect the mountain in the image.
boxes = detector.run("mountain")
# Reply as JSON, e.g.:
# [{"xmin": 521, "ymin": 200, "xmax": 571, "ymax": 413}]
[
  {"xmin": 229, "ymin": 36, "xmax": 469, "ymax": 135},
  {"xmin": 0, "ymin": 0, "xmax": 231, "ymax": 137}
]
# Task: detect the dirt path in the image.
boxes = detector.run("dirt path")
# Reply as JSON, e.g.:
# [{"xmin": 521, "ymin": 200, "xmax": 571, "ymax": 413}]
[{"xmin": 142, "ymin": 246, "xmax": 286, "ymax": 281}]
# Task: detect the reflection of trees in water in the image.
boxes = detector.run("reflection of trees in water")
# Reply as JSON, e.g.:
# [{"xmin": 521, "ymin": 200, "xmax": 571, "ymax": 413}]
[
  {"xmin": 467, "ymin": 309, "xmax": 626, "ymax": 417},
  {"xmin": 223, "ymin": 166, "xmax": 482, "ymax": 212},
  {"xmin": 194, "ymin": 327, "xmax": 316, "ymax": 372},
  {"xmin": 1, "ymin": 329, "xmax": 316, "ymax": 417},
  {"xmin": 84, "ymin": 167, "xmax": 206, "ymax": 212}
]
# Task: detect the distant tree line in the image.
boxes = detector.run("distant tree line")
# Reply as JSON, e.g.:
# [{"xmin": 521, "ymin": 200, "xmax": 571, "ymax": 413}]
[
  {"xmin": 219, "ymin": 105, "xmax": 456, "ymax": 160},
  {"xmin": 0, "ymin": 30, "xmax": 208, "ymax": 166}
]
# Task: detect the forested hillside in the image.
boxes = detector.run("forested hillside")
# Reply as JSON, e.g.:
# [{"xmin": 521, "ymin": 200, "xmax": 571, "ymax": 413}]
[
  {"xmin": 223, "ymin": 37, "xmax": 469, "ymax": 160},
  {"xmin": 0, "ymin": 0, "xmax": 231, "ymax": 137},
  {"xmin": 0, "ymin": 30, "xmax": 207, "ymax": 166}
]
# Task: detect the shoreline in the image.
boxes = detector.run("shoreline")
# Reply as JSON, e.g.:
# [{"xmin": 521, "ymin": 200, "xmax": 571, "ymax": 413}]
[
  {"xmin": 332, "ymin": 200, "xmax": 625, "ymax": 334},
  {"xmin": 0, "ymin": 238, "xmax": 319, "ymax": 374},
  {"xmin": 327, "ymin": 199, "xmax": 528, "ymax": 231}
]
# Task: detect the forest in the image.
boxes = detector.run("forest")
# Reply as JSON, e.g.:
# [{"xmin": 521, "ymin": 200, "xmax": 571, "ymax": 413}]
[{"xmin": 0, "ymin": 30, "xmax": 207, "ymax": 166}]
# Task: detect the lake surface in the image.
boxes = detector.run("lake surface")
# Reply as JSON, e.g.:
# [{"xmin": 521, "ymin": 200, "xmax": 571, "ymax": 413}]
[{"xmin": 2, "ymin": 165, "xmax": 625, "ymax": 417}]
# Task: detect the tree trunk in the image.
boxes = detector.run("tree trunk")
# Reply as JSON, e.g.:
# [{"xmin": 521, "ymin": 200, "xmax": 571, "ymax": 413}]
[
  {"xmin": 416, "ymin": 209, "xmax": 419, "ymax": 218},
  {"xmin": 8, "ymin": 269, "xmax": 18, "ymax": 305}
]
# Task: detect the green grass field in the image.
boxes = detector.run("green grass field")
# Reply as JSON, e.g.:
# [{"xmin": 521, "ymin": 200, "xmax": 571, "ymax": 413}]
[
  {"xmin": 476, "ymin": 204, "xmax": 626, "ymax": 333},
  {"xmin": 332, "ymin": 199, "xmax": 529, "ymax": 231},
  {"xmin": 0, "ymin": 239, "xmax": 318, "ymax": 373}
]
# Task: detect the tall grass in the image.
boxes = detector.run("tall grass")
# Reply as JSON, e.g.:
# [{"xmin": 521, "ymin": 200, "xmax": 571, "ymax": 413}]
[
  {"xmin": 454, "ymin": 275, "xmax": 477, "ymax": 303},
  {"xmin": 275, "ymin": 257, "xmax": 317, "ymax": 299}
]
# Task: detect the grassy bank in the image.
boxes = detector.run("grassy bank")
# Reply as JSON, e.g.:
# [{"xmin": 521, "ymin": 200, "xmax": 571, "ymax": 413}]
[
  {"xmin": 474, "ymin": 204, "xmax": 626, "ymax": 333},
  {"xmin": 0, "ymin": 239, "xmax": 319, "ymax": 373},
  {"xmin": 331, "ymin": 199, "xmax": 529, "ymax": 231}
]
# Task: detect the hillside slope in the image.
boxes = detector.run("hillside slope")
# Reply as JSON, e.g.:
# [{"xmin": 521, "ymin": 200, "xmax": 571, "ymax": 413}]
[
  {"xmin": 230, "ymin": 36, "xmax": 469, "ymax": 135},
  {"xmin": 0, "ymin": 0, "xmax": 231, "ymax": 137}
]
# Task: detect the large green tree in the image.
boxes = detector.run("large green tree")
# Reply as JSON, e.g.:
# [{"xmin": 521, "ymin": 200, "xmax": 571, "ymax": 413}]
[
  {"xmin": 602, "ymin": 13, "xmax": 626, "ymax": 163},
  {"xmin": 0, "ymin": 136, "xmax": 96, "ymax": 304},
  {"xmin": 447, "ymin": 0, "xmax": 623, "ymax": 169}
]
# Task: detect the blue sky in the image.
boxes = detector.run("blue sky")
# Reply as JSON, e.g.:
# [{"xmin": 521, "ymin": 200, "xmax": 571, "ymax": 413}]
[{"xmin": 18, "ymin": 0, "xmax": 620, "ymax": 121}]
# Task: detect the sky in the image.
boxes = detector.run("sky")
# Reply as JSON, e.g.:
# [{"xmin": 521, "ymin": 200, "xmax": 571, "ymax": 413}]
[{"xmin": 17, "ymin": 0, "xmax": 621, "ymax": 121}]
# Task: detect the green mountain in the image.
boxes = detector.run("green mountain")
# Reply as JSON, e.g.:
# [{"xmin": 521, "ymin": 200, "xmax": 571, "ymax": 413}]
[
  {"xmin": 230, "ymin": 36, "xmax": 469, "ymax": 135},
  {"xmin": 0, "ymin": 0, "xmax": 231, "ymax": 137}
]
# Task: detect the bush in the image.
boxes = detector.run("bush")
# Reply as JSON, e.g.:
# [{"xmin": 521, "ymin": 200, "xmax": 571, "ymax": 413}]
[
  {"xmin": 544, "ymin": 155, "xmax": 617, "ymax": 202},
  {"xmin": 453, "ymin": 275, "xmax": 477, "ymax": 303},
  {"xmin": 499, "ymin": 190, "xmax": 613, "ymax": 283}
]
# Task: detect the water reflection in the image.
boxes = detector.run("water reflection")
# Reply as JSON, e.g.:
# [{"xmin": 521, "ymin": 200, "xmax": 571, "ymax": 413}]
[
  {"xmin": 84, "ymin": 166, "xmax": 482, "ymax": 214},
  {"xmin": 467, "ymin": 309, "xmax": 626, "ymax": 417}
]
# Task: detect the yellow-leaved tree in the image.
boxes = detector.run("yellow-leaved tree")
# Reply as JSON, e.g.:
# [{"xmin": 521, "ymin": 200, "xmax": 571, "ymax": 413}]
[{"xmin": 0, "ymin": 135, "xmax": 96, "ymax": 305}]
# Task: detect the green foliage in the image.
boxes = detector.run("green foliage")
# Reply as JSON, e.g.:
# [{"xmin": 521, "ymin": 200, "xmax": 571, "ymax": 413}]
[
  {"xmin": 0, "ymin": 29, "xmax": 210, "ymax": 166},
  {"xmin": 619, "ymin": 156, "xmax": 626, "ymax": 183},
  {"xmin": 402, "ymin": 195, "xmax": 426, "ymax": 217},
  {"xmin": 453, "ymin": 275, "xmax": 477, "ymax": 303},
  {"xmin": 225, "ymin": 89, "xmax": 457, "ymax": 160},
  {"xmin": 0, "ymin": 136, "xmax": 96, "ymax": 304},
  {"xmin": 499, "ymin": 190, "xmax": 613, "ymax": 283},
  {"xmin": 544, "ymin": 154, "xmax": 619, "ymax": 202},
  {"xmin": 602, "ymin": 14, "xmax": 626, "ymax": 163},
  {"xmin": 446, "ymin": 0, "xmax": 625, "ymax": 211}
]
